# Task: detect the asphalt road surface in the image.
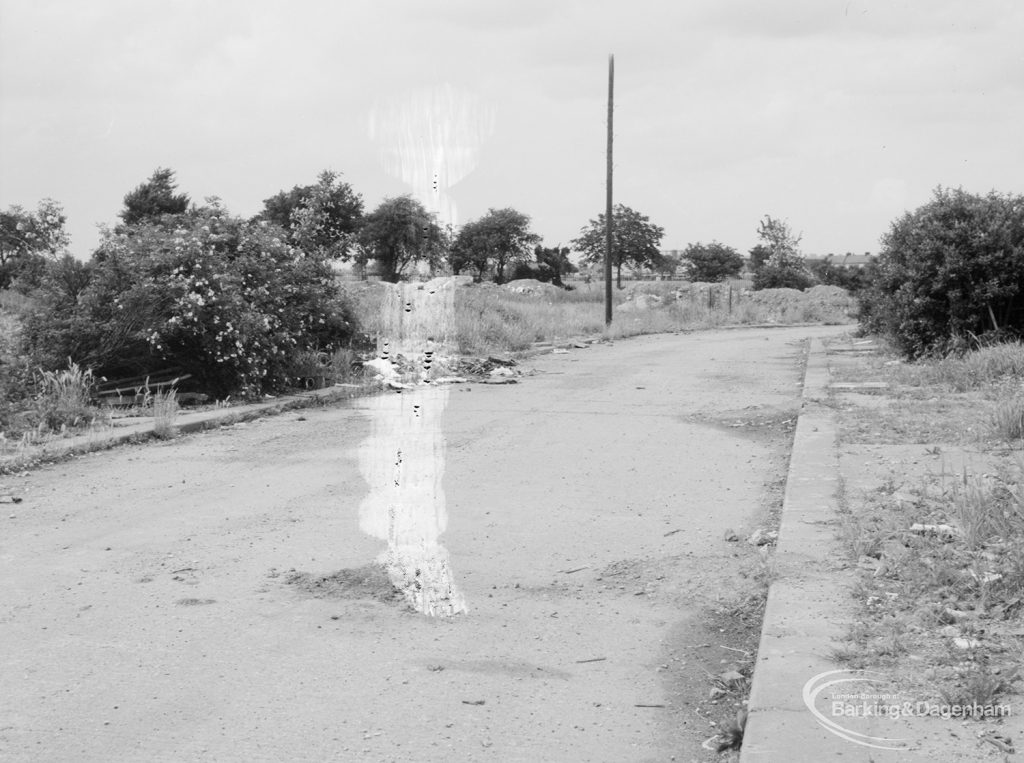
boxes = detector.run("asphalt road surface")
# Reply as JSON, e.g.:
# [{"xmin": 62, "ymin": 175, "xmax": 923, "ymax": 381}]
[{"xmin": 1, "ymin": 325, "xmax": 843, "ymax": 762}]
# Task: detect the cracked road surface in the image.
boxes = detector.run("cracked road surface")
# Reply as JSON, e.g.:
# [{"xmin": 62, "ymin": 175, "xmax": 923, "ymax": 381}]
[{"xmin": 1, "ymin": 326, "xmax": 842, "ymax": 762}]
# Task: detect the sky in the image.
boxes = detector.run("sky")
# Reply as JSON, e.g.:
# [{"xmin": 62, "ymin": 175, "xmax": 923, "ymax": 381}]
[{"xmin": 1, "ymin": 0, "xmax": 1022, "ymax": 259}]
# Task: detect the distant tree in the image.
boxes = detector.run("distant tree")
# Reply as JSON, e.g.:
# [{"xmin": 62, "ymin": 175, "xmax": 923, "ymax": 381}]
[
  {"xmin": 681, "ymin": 241, "xmax": 744, "ymax": 282},
  {"xmin": 257, "ymin": 170, "xmax": 363, "ymax": 258},
  {"xmin": 534, "ymin": 245, "xmax": 577, "ymax": 286},
  {"xmin": 652, "ymin": 251, "xmax": 683, "ymax": 277},
  {"xmin": 0, "ymin": 198, "xmax": 70, "ymax": 289},
  {"xmin": 571, "ymin": 204, "xmax": 665, "ymax": 288},
  {"xmin": 748, "ymin": 244, "xmax": 772, "ymax": 273},
  {"xmin": 357, "ymin": 196, "xmax": 446, "ymax": 282},
  {"xmin": 450, "ymin": 208, "xmax": 541, "ymax": 284},
  {"xmin": 119, "ymin": 168, "xmax": 190, "ymax": 226},
  {"xmin": 509, "ymin": 245, "xmax": 578, "ymax": 286},
  {"xmin": 751, "ymin": 215, "xmax": 813, "ymax": 290}
]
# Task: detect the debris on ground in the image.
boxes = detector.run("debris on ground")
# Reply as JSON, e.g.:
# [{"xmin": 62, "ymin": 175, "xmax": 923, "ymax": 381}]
[
  {"xmin": 908, "ymin": 522, "xmax": 961, "ymax": 539},
  {"xmin": 746, "ymin": 528, "xmax": 778, "ymax": 546},
  {"xmin": 285, "ymin": 564, "xmax": 405, "ymax": 605}
]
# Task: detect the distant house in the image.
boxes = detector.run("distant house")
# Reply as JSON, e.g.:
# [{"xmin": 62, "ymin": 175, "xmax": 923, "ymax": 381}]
[{"xmin": 805, "ymin": 252, "xmax": 876, "ymax": 269}]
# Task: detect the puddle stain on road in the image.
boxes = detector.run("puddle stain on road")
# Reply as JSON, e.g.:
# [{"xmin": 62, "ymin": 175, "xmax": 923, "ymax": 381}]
[{"xmin": 357, "ymin": 280, "xmax": 467, "ymax": 617}]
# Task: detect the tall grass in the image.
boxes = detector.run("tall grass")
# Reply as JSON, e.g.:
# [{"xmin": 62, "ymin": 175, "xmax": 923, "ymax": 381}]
[
  {"xmin": 950, "ymin": 466, "xmax": 1024, "ymax": 550},
  {"xmin": 151, "ymin": 389, "xmax": 179, "ymax": 438},
  {"xmin": 898, "ymin": 342, "xmax": 1024, "ymax": 392},
  {"xmin": 991, "ymin": 392, "xmax": 1024, "ymax": 441},
  {"xmin": 343, "ymin": 280, "xmax": 853, "ymax": 357},
  {"xmin": 35, "ymin": 360, "xmax": 103, "ymax": 431}
]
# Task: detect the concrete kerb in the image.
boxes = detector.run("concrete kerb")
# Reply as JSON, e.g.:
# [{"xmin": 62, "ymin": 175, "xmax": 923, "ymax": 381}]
[
  {"xmin": 0, "ymin": 383, "xmax": 373, "ymax": 474},
  {"xmin": 740, "ymin": 337, "xmax": 857, "ymax": 761}
]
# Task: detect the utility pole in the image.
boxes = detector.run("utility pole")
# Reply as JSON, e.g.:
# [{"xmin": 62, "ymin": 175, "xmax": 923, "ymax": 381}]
[{"xmin": 605, "ymin": 54, "xmax": 614, "ymax": 327}]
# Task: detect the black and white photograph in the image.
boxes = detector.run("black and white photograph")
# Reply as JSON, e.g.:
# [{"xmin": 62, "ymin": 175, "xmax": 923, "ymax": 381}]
[{"xmin": 1, "ymin": 1, "xmax": 1023, "ymax": 760}]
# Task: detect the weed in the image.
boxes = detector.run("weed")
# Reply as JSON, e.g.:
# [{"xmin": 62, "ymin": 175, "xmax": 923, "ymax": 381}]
[
  {"xmin": 990, "ymin": 391, "xmax": 1024, "ymax": 441},
  {"xmin": 34, "ymin": 360, "xmax": 103, "ymax": 431},
  {"xmin": 151, "ymin": 388, "xmax": 179, "ymax": 439},
  {"xmin": 951, "ymin": 469, "xmax": 1023, "ymax": 550},
  {"xmin": 940, "ymin": 665, "xmax": 1018, "ymax": 709},
  {"xmin": 325, "ymin": 347, "xmax": 360, "ymax": 384},
  {"xmin": 827, "ymin": 643, "xmax": 868, "ymax": 668}
]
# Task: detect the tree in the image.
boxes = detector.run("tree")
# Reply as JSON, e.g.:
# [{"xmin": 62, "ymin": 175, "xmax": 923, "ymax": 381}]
[
  {"xmin": 119, "ymin": 168, "xmax": 190, "ymax": 226},
  {"xmin": 748, "ymin": 244, "xmax": 772, "ymax": 273},
  {"xmin": 680, "ymin": 241, "xmax": 744, "ymax": 282},
  {"xmin": 0, "ymin": 198, "xmax": 70, "ymax": 289},
  {"xmin": 533, "ymin": 245, "xmax": 577, "ymax": 286},
  {"xmin": 652, "ymin": 250, "xmax": 683, "ymax": 278},
  {"xmin": 859, "ymin": 187, "xmax": 1024, "ymax": 357},
  {"xmin": 510, "ymin": 245, "xmax": 578, "ymax": 287},
  {"xmin": 257, "ymin": 170, "xmax": 363, "ymax": 259},
  {"xmin": 571, "ymin": 204, "xmax": 664, "ymax": 288},
  {"xmin": 356, "ymin": 196, "xmax": 446, "ymax": 282},
  {"xmin": 450, "ymin": 208, "xmax": 541, "ymax": 283},
  {"xmin": 751, "ymin": 215, "xmax": 813, "ymax": 290}
]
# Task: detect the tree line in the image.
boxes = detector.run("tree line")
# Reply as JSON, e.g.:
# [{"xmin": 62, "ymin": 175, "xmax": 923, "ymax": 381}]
[
  {"xmin": 1, "ymin": 166, "xmax": 852, "ymax": 293},
  {"xmin": 5, "ymin": 169, "xmax": 1021, "ymax": 370}
]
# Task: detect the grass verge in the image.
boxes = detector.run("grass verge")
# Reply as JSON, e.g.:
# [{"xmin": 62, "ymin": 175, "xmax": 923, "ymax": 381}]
[{"xmin": 830, "ymin": 335, "xmax": 1024, "ymax": 712}]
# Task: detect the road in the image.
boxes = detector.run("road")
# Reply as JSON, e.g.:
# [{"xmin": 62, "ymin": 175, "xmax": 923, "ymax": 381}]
[{"xmin": 1, "ymin": 325, "xmax": 843, "ymax": 762}]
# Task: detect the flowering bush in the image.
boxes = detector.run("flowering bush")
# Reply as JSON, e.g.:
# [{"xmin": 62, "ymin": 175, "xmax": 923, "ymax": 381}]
[{"xmin": 22, "ymin": 203, "xmax": 358, "ymax": 397}]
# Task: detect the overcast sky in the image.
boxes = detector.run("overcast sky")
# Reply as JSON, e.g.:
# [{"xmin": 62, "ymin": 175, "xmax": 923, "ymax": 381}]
[{"xmin": 1, "ymin": 0, "xmax": 1022, "ymax": 259}]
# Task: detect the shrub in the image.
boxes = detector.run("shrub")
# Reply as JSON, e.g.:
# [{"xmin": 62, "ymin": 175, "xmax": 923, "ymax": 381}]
[
  {"xmin": 20, "ymin": 203, "xmax": 359, "ymax": 397},
  {"xmin": 752, "ymin": 263, "xmax": 814, "ymax": 291},
  {"xmin": 859, "ymin": 187, "xmax": 1024, "ymax": 357}
]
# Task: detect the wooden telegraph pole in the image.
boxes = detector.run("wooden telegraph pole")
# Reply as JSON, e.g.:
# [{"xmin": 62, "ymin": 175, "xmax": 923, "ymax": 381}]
[{"xmin": 605, "ymin": 54, "xmax": 614, "ymax": 327}]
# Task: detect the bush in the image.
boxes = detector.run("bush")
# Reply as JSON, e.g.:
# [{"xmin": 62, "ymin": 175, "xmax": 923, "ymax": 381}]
[
  {"xmin": 859, "ymin": 187, "xmax": 1024, "ymax": 357},
  {"xmin": 20, "ymin": 203, "xmax": 359, "ymax": 397},
  {"xmin": 752, "ymin": 263, "xmax": 814, "ymax": 291}
]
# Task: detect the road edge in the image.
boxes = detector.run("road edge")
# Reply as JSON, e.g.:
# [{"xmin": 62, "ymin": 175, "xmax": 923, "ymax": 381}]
[
  {"xmin": 0, "ymin": 383, "xmax": 371, "ymax": 474},
  {"xmin": 739, "ymin": 336, "xmax": 858, "ymax": 760}
]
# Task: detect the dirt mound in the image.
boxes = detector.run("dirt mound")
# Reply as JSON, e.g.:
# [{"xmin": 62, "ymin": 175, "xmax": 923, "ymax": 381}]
[
  {"xmin": 804, "ymin": 284, "xmax": 854, "ymax": 307},
  {"xmin": 744, "ymin": 285, "xmax": 856, "ymax": 320},
  {"xmin": 502, "ymin": 278, "xmax": 562, "ymax": 295},
  {"xmin": 285, "ymin": 564, "xmax": 404, "ymax": 604}
]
